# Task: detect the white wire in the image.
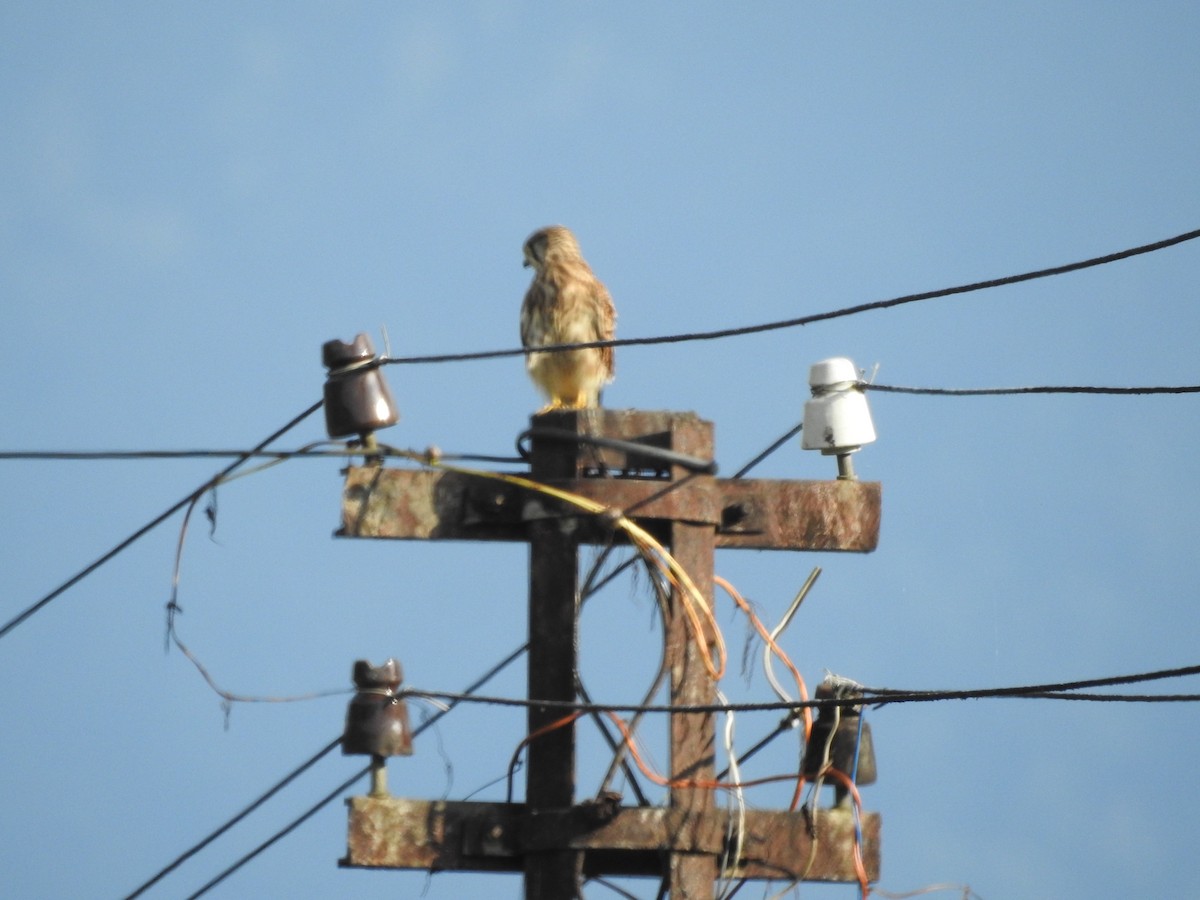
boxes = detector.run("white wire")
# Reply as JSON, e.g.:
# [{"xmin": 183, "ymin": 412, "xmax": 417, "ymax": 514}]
[
  {"xmin": 805, "ymin": 703, "xmax": 841, "ymax": 817},
  {"xmin": 714, "ymin": 689, "xmax": 746, "ymax": 900},
  {"xmin": 762, "ymin": 568, "xmax": 821, "ymax": 705}
]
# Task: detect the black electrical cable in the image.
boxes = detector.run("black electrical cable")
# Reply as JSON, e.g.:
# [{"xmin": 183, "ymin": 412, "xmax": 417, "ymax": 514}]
[
  {"xmin": 517, "ymin": 426, "xmax": 718, "ymax": 474},
  {"xmin": 587, "ymin": 875, "xmax": 643, "ymax": 899},
  {"xmin": 376, "ymin": 226, "xmax": 1200, "ymax": 368},
  {"xmin": 122, "ymin": 737, "xmax": 343, "ymax": 899},
  {"xmin": 714, "ymin": 714, "xmax": 798, "ymax": 782},
  {"xmin": 867, "ymin": 383, "xmax": 1200, "ymax": 397},
  {"xmin": 407, "ymin": 688, "xmax": 1200, "ymax": 714},
  {"xmin": 183, "ymin": 764, "xmax": 370, "ymax": 900},
  {"xmin": 0, "ymin": 447, "xmax": 528, "ymax": 464},
  {"xmin": 0, "ymin": 400, "xmax": 325, "ymax": 642},
  {"xmin": 0, "ymin": 449, "xmax": 339, "ymax": 461},
  {"xmin": 409, "ymin": 660, "xmax": 1200, "ymax": 713},
  {"xmin": 864, "ymin": 661, "xmax": 1200, "ymax": 703},
  {"xmin": 730, "ymin": 420, "xmax": 804, "ymax": 479}
]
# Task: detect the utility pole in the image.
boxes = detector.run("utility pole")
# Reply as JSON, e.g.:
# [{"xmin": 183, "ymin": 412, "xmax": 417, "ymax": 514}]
[{"xmin": 338, "ymin": 408, "xmax": 881, "ymax": 897}]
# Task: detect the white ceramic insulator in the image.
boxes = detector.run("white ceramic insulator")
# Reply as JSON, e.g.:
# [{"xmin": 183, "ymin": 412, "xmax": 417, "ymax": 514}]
[{"xmin": 801, "ymin": 357, "xmax": 877, "ymax": 454}]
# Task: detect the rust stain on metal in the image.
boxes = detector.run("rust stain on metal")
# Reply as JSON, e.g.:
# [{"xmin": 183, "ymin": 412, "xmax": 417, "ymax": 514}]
[
  {"xmin": 716, "ymin": 479, "xmax": 880, "ymax": 551},
  {"xmin": 340, "ymin": 467, "xmax": 880, "ymax": 553},
  {"xmin": 343, "ymin": 797, "xmax": 880, "ymax": 882}
]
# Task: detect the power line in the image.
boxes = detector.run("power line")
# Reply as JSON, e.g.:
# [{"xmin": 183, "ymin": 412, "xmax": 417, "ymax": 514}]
[
  {"xmin": 122, "ymin": 737, "xmax": 343, "ymax": 900},
  {"xmin": 867, "ymin": 383, "xmax": 1200, "ymax": 396},
  {"xmin": 6, "ymin": 376, "xmax": 1200, "ymax": 469},
  {"xmin": 406, "ymin": 660, "xmax": 1200, "ymax": 714},
  {"xmin": 183, "ymin": 764, "xmax": 370, "ymax": 900},
  {"xmin": 0, "ymin": 447, "xmax": 525, "ymax": 464},
  {"xmin": 0, "ymin": 449, "xmax": 340, "ymax": 461},
  {"xmin": 0, "ymin": 401, "xmax": 324, "ymax": 642},
  {"xmin": 731, "ymin": 420, "xmax": 804, "ymax": 478},
  {"xmin": 405, "ymin": 687, "xmax": 1200, "ymax": 713},
  {"xmin": 377, "ymin": 226, "xmax": 1200, "ymax": 367},
  {"xmin": 865, "ymin": 661, "xmax": 1200, "ymax": 702}
]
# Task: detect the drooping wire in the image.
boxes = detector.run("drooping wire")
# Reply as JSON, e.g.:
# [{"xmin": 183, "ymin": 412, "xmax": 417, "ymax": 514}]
[
  {"xmin": 376, "ymin": 226, "xmax": 1200, "ymax": 368},
  {"xmin": 0, "ymin": 400, "xmax": 325, "ymax": 642},
  {"xmin": 132, "ymin": 641, "xmax": 527, "ymax": 899},
  {"xmin": 164, "ymin": 488, "xmax": 355, "ymax": 706}
]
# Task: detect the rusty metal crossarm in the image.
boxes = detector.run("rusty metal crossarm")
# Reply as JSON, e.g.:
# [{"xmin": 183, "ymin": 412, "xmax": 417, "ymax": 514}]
[
  {"xmin": 342, "ymin": 796, "xmax": 880, "ymax": 883},
  {"xmin": 338, "ymin": 466, "xmax": 879, "ymax": 552}
]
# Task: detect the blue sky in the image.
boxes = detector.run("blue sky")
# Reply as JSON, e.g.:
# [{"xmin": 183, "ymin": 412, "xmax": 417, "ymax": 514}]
[{"xmin": 3, "ymin": 4, "xmax": 1199, "ymax": 898}]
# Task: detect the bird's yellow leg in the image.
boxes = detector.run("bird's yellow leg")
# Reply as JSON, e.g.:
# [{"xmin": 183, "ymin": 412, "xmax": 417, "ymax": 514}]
[{"xmin": 564, "ymin": 391, "xmax": 593, "ymax": 410}]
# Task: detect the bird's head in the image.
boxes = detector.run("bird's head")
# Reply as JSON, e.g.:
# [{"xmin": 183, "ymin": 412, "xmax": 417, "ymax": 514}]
[{"xmin": 523, "ymin": 225, "xmax": 581, "ymax": 271}]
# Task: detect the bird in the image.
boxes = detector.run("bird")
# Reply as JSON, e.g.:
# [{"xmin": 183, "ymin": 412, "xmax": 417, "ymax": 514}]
[{"xmin": 520, "ymin": 225, "xmax": 616, "ymax": 412}]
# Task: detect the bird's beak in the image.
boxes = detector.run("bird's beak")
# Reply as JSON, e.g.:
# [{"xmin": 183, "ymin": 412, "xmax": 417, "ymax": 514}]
[{"xmin": 522, "ymin": 259, "xmax": 531, "ymax": 268}]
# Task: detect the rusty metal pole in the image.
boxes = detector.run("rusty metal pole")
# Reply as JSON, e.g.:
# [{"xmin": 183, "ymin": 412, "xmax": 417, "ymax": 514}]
[
  {"xmin": 666, "ymin": 416, "xmax": 718, "ymax": 899},
  {"xmin": 338, "ymin": 408, "xmax": 884, "ymax": 887},
  {"xmin": 524, "ymin": 423, "xmax": 582, "ymax": 898}
]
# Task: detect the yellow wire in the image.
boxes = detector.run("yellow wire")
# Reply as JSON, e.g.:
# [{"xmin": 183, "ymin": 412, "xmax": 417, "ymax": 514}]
[{"xmin": 396, "ymin": 451, "xmax": 727, "ymax": 681}]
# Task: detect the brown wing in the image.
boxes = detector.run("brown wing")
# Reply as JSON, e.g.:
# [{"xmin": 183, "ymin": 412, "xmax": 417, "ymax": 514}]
[
  {"xmin": 520, "ymin": 277, "xmax": 556, "ymax": 349},
  {"xmin": 592, "ymin": 279, "xmax": 616, "ymax": 379}
]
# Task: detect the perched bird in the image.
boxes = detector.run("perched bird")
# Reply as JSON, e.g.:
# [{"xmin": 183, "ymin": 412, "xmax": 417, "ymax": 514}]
[{"xmin": 520, "ymin": 225, "xmax": 616, "ymax": 411}]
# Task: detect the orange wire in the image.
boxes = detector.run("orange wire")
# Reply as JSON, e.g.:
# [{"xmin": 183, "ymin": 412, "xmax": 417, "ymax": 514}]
[
  {"xmin": 506, "ymin": 710, "xmax": 586, "ymax": 802},
  {"xmin": 520, "ymin": 711, "xmax": 585, "ymax": 751},
  {"xmin": 788, "ymin": 773, "xmax": 808, "ymax": 813},
  {"xmin": 713, "ymin": 574, "xmax": 811, "ymax": 740},
  {"xmin": 516, "ymin": 711, "xmax": 864, "ymax": 889},
  {"xmin": 651, "ymin": 549, "xmax": 727, "ymax": 682},
  {"xmin": 602, "ymin": 711, "xmax": 803, "ymax": 792},
  {"xmin": 643, "ymin": 542, "xmax": 724, "ymax": 681},
  {"xmin": 713, "ymin": 573, "xmax": 813, "ymax": 814},
  {"xmin": 602, "ymin": 712, "xmax": 867, "ymax": 891},
  {"xmin": 426, "ymin": 456, "xmax": 727, "ymax": 682},
  {"xmin": 823, "ymin": 767, "xmax": 872, "ymax": 896}
]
